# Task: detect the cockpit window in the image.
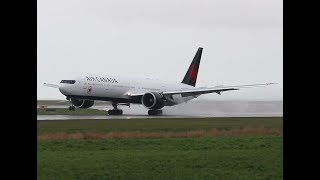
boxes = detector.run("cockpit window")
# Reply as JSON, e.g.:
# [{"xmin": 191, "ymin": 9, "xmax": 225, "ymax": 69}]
[{"xmin": 60, "ymin": 80, "xmax": 76, "ymax": 84}]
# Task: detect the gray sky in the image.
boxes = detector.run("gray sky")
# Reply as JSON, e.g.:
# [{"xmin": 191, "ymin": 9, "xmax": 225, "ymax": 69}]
[{"xmin": 37, "ymin": 0, "xmax": 283, "ymax": 100}]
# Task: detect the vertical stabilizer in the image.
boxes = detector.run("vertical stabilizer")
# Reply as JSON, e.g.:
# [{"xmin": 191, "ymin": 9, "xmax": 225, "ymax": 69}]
[{"xmin": 181, "ymin": 47, "xmax": 203, "ymax": 86}]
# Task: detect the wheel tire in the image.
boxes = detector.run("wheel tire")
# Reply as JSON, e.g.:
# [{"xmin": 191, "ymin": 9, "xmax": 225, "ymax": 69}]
[
  {"xmin": 117, "ymin": 110, "xmax": 123, "ymax": 115},
  {"xmin": 68, "ymin": 106, "xmax": 72, "ymax": 111},
  {"xmin": 108, "ymin": 109, "xmax": 123, "ymax": 115},
  {"xmin": 107, "ymin": 110, "xmax": 113, "ymax": 115},
  {"xmin": 148, "ymin": 109, "xmax": 162, "ymax": 115}
]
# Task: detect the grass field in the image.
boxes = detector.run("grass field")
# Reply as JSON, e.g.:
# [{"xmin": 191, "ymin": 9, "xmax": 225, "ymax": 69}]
[
  {"xmin": 38, "ymin": 117, "xmax": 282, "ymax": 134},
  {"xmin": 38, "ymin": 117, "xmax": 283, "ymax": 180}
]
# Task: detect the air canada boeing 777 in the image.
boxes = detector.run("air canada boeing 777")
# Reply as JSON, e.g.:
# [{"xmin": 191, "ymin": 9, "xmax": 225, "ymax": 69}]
[{"xmin": 44, "ymin": 47, "xmax": 275, "ymax": 115}]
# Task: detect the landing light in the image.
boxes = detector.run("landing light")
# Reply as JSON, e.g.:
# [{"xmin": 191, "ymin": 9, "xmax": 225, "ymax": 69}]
[{"xmin": 127, "ymin": 92, "xmax": 131, "ymax": 96}]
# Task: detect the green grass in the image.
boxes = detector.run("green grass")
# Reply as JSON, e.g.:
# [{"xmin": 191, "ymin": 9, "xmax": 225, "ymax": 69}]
[
  {"xmin": 38, "ymin": 118, "xmax": 283, "ymax": 179},
  {"xmin": 37, "ymin": 108, "xmax": 107, "ymax": 115},
  {"xmin": 38, "ymin": 137, "xmax": 282, "ymax": 180},
  {"xmin": 38, "ymin": 117, "xmax": 283, "ymax": 134}
]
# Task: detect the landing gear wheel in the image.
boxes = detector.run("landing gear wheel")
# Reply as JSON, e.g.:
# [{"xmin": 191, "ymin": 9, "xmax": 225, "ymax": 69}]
[
  {"xmin": 68, "ymin": 97, "xmax": 75, "ymax": 111},
  {"xmin": 107, "ymin": 102, "xmax": 123, "ymax": 115},
  {"xmin": 148, "ymin": 109, "xmax": 163, "ymax": 115},
  {"xmin": 108, "ymin": 109, "xmax": 123, "ymax": 115},
  {"xmin": 68, "ymin": 106, "xmax": 75, "ymax": 111}
]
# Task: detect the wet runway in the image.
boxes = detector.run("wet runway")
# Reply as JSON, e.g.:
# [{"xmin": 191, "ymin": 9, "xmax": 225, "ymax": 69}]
[
  {"xmin": 37, "ymin": 100, "xmax": 283, "ymax": 120},
  {"xmin": 37, "ymin": 113, "xmax": 282, "ymax": 120},
  {"xmin": 37, "ymin": 115, "xmax": 207, "ymax": 120}
]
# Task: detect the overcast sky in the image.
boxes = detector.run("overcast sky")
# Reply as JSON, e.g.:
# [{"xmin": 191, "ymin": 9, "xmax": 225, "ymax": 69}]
[{"xmin": 37, "ymin": 0, "xmax": 283, "ymax": 100}]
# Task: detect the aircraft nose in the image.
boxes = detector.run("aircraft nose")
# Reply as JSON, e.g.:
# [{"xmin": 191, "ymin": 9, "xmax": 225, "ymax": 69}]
[{"xmin": 58, "ymin": 84, "xmax": 70, "ymax": 95}]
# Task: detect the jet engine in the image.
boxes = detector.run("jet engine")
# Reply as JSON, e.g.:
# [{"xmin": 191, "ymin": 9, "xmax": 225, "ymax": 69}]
[
  {"xmin": 71, "ymin": 98, "xmax": 94, "ymax": 108},
  {"xmin": 141, "ymin": 92, "xmax": 165, "ymax": 109}
]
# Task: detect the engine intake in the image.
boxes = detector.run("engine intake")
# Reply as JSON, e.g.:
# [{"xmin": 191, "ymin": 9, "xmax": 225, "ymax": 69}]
[
  {"xmin": 141, "ymin": 92, "xmax": 164, "ymax": 109},
  {"xmin": 71, "ymin": 99, "xmax": 94, "ymax": 108}
]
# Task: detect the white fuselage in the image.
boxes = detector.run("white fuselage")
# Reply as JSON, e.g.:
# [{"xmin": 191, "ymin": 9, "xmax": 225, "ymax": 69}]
[{"xmin": 58, "ymin": 74, "xmax": 198, "ymax": 106}]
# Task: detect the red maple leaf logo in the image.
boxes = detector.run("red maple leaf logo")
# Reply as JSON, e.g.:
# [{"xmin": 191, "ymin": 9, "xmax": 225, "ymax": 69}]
[
  {"xmin": 87, "ymin": 86, "xmax": 92, "ymax": 94},
  {"xmin": 189, "ymin": 65, "xmax": 198, "ymax": 84}
]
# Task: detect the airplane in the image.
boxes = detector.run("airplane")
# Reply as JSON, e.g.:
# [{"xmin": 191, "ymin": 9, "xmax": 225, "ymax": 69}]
[{"xmin": 43, "ymin": 47, "xmax": 276, "ymax": 115}]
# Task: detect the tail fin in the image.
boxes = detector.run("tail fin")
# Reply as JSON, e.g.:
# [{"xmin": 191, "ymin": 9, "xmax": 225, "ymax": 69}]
[{"xmin": 181, "ymin": 47, "xmax": 203, "ymax": 87}]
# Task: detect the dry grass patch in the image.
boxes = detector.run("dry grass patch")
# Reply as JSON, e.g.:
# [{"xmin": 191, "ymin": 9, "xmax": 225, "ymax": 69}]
[{"xmin": 38, "ymin": 127, "xmax": 282, "ymax": 140}]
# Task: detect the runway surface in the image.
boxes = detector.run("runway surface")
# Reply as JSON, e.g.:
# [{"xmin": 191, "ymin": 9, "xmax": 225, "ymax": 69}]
[
  {"xmin": 37, "ymin": 100, "xmax": 283, "ymax": 120},
  {"xmin": 37, "ymin": 115, "xmax": 204, "ymax": 120},
  {"xmin": 37, "ymin": 113, "xmax": 282, "ymax": 120}
]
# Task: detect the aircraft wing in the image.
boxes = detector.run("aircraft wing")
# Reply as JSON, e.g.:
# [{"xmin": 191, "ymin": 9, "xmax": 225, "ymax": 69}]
[
  {"xmin": 163, "ymin": 83, "xmax": 276, "ymax": 97},
  {"xmin": 130, "ymin": 83, "xmax": 276, "ymax": 97},
  {"xmin": 43, "ymin": 83, "xmax": 59, "ymax": 88}
]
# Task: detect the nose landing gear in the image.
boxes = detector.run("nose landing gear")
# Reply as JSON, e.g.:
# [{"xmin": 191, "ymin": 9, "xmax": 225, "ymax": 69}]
[
  {"xmin": 68, "ymin": 105, "xmax": 75, "ymax": 111},
  {"xmin": 67, "ymin": 97, "xmax": 76, "ymax": 111}
]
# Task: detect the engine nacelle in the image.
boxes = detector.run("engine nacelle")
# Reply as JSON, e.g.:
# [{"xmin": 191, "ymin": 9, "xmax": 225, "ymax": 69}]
[
  {"xmin": 71, "ymin": 99, "xmax": 94, "ymax": 108},
  {"xmin": 141, "ymin": 92, "xmax": 164, "ymax": 109}
]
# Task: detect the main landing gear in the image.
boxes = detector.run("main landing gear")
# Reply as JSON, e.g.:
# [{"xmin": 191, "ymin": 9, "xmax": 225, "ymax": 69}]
[
  {"xmin": 106, "ymin": 102, "xmax": 163, "ymax": 116},
  {"xmin": 148, "ymin": 109, "xmax": 163, "ymax": 115},
  {"xmin": 108, "ymin": 102, "xmax": 123, "ymax": 115}
]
